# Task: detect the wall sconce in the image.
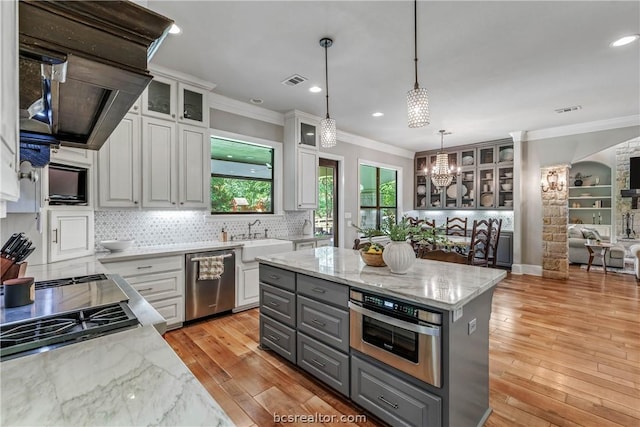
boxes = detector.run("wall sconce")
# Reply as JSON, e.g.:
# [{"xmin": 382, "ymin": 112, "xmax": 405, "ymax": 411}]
[{"xmin": 541, "ymin": 170, "xmax": 564, "ymax": 192}]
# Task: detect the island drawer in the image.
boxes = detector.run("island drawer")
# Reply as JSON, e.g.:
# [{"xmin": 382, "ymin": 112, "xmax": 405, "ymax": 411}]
[
  {"xmin": 260, "ymin": 314, "xmax": 296, "ymax": 363},
  {"xmin": 102, "ymin": 255, "xmax": 183, "ymax": 278},
  {"xmin": 260, "ymin": 283, "xmax": 296, "ymax": 327},
  {"xmin": 297, "ymin": 274, "xmax": 348, "ymax": 308},
  {"xmin": 259, "ymin": 265, "xmax": 295, "ymax": 291},
  {"xmin": 297, "ymin": 332, "xmax": 349, "ymax": 397},
  {"xmin": 297, "ymin": 295, "xmax": 349, "ymax": 352},
  {"xmin": 351, "ymin": 355, "xmax": 442, "ymax": 427}
]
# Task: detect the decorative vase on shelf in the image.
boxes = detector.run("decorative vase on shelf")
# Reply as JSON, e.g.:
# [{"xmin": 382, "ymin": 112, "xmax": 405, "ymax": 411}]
[{"xmin": 382, "ymin": 241, "xmax": 415, "ymax": 274}]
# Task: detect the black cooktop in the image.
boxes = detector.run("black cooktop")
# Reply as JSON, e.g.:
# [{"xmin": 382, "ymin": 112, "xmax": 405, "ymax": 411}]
[{"xmin": 0, "ymin": 302, "xmax": 138, "ymax": 360}]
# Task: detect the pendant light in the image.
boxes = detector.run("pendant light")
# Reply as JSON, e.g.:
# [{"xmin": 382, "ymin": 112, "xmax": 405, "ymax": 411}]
[
  {"xmin": 319, "ymin": 37, "xmax": 337, "ymax": 148},
  {"xmin": 406, "ymin": 0, "xmax": 430, "ymax": 128},
  {"xmin": 430, "ymin": 130, "xmax": 458, "ymax": 188}
]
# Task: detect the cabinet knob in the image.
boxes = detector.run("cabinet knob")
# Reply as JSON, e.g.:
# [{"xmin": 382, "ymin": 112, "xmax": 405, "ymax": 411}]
[
  {"xmin": 172, "ymin": 202, "xmax": 176, "ymax": 205},
  {"xmin": 180, "ymin": 116, "xmax": 184, "ymax": 120},
  {"xmin": 134, "ymin": 201, "xmax": 138, "ymax": 204},
  {"xmin": 180, "ymin": 202, "xmax": 184, "ymax": 205},
  {"xmin": 171, "ymin": 114, "xmax": 176, "ymax": 118},
  {"xmin": 133, "ymin": 106, "xmax": 138, "ymax": 111}
]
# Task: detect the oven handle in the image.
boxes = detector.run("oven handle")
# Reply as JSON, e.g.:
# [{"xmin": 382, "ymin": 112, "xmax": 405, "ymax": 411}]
[{"xmin": 348, "ymin": 301, "xmax": 440, "ymax": 337}]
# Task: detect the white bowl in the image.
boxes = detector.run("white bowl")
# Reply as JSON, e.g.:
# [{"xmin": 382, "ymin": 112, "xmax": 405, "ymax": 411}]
[
  {"xmin": 501, "ymin": 183, "xmax": 513, "ymax": 191},
  {"xmin": 500, "ymin": 148, "xmax": 514, "ymax": 161},
  {"xmin": 504, "ymin": 172, "xmax": 513, "ymax": 178},
  {"xmin": 100, "ymin": 239, "xmax": 134, "ymax": 252},
  {"xmin": 504, "ymin": 200, "xmax": 513, "ymax": 206}
]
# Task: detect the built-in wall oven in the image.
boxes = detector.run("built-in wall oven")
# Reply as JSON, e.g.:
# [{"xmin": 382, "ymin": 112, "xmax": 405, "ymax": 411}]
[{"xmin": 349, "ymin": 289, "xmax": 442, "ymax": 388}]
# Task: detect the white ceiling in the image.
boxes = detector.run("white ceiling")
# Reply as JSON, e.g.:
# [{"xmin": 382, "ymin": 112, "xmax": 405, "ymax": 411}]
[{"xmin": 146, "ymin": 1, "xmax": 640, "ymax": 152}]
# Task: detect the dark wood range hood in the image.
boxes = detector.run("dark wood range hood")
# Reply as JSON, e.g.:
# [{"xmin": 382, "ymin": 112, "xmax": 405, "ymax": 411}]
[{"xmin": 19, "ymin": 0, "xmax": 173, "ymax": 153}]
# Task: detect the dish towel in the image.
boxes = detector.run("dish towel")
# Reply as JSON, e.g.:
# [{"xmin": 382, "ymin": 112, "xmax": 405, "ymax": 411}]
[{"xmin": 192, "ymin": 256, "xmax": 225, "ymax": 280}]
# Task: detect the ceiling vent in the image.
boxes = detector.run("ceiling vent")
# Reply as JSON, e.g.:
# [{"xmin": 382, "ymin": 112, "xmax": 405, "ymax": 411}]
[
  {"xmin": 554, "ymin": 105, "xmax": 582, "ymax": 114},
  {"xmin": 281, "ymin": 74, "xmax": 307, "ymax": 86}
]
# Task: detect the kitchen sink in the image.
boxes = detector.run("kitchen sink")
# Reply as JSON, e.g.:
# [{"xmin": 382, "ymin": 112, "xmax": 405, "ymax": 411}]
[{"xmin": 240, "ymin": 239, "xmax": 293, "ymax": 262}]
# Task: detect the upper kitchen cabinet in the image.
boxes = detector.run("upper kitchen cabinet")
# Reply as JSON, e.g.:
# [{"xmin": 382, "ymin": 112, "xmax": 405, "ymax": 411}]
[
  {"xmin": 284, "ymin": 111, "xmax": 319, "ymax": 210},
  {"xmin": 99, "ymin": 114, "xmax": 141, "ymax": 208},
  {"xmin": 140, "ymin": 65, "xmax": 215, "ymax": 128},
  {"xmin": 0, "ymin": 0, "xmax": 20, "ymax": 214},
  {"xmin": 140, "ymin": 118, "xmax": 209, "ymax": 209},
  {"xmin": 49, "ymin": 209, "xmax": 94, "ymax": 263}
]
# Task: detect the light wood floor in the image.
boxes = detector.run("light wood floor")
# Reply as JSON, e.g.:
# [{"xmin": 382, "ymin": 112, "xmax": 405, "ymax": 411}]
[{"xmin": 165, "ymin": 266, "xmax": 640, "ymax": 427}]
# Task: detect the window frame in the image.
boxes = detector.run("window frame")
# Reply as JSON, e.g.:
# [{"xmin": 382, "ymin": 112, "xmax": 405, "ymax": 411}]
[
  {"xmin": 358, "ymin": 159, "xmax": 403, "ymax": 231},
  {"xmin": 208, "ymin": 129, "xmax": 283, "ymax": 218}
]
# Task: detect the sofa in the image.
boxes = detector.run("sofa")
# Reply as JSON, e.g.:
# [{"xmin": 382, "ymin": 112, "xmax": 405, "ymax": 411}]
[
  {"xmin": 631, "ymin": 245, "xmax": 640, "ymax": 280},
  {"xmin": 568, "ymin": 225, "xmax": 625, "ymax": 268}
]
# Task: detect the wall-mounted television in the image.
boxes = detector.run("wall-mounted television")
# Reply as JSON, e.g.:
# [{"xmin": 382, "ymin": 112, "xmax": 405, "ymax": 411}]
[{"xmin": 631, "ymin": 157, "xmax": 640, "ymax": 189}]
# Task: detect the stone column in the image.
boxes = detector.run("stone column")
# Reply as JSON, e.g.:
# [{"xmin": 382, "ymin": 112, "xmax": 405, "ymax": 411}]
[{"xmin": 541, "ymin": 164, "xmax": 569, "ymax": 279}]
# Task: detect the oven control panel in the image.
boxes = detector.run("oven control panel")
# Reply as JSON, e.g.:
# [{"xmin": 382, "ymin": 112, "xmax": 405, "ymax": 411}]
[
  {"xmin": 364, "ymin": 294, "xmax": 419, "ymax": 318},
  {"xmin": 357, "ymin": 292, "xmax": 442, "ymax": 325}
]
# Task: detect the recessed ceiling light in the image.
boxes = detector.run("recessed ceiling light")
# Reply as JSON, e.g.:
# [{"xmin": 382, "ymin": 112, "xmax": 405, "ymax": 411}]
[
  {"xmin": 309, "ymin": 86, "xmax": 322, "ymax": 93},
  {"xmin": 168, "ymin": 23, "xmax": 181, "ymax": 35},
  {"xmin": 226, "ymin": 155, "xmax": 233, "ymax": 158},
  {"xmin": 611, "ymin": 34, "xmax": 640, "ymax": 47},
  {"xmin": 372, "ymin": 112, "xmax": 384, "ymax": 117},
  {"xmin": 250, "ymin": 98, "xmax": 264, "ymax": 104}
]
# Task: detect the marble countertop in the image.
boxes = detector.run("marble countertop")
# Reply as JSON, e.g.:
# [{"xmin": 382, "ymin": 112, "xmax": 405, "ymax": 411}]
[
  {"xmin": 258, "ymin": 247, "xmax": 506, "ymax": 311},
  {"xmin": 97, "ymin": 241, "xmax": 244, "ymax": 263},
  {"xmin": 0, "ymin": 325, "xmax": 234, "ymax": 426}
]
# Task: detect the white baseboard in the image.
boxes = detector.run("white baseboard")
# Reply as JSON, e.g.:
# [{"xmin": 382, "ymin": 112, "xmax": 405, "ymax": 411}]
[{"xmin": 511, "ymin": 264, "xmax": 542, "ymax": 276}]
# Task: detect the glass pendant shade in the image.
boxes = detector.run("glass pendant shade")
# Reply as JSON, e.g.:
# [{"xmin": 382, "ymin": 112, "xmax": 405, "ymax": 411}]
[
  {"xmin": 430, "ymin": 152, "xmax": 453, "ymax": 187},
  {"xmin": 320, "ymin": 117, "xmax": 337, "ymax": 148},
  {"xmin": 407, "ymin": 87, "xmax": 430, "ymax": 128}
]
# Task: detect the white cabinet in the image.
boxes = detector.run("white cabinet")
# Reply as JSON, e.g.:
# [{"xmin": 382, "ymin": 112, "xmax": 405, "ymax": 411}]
[
  {"xmin": 102, "ymin": 255, "xmax": 185, "ymax": 329},
  {"xmin": 236, "ymin": 262, "xmax": 260, "ymax": 310},
  {"xmin": 49, "ymin": 209, "xmax": 94, "ymax": 262},
  {"xmin": 284, "ymin": 111, "xmax": 319, "ymax": 210},
  {"xmin": 98, "ymin": 114, "xmax": 141, "ymax": 207},
  {"xmin": 142, "ymin": 117, "xmax": 177, "ymax": 208},
  {"xmin": 295, "ymin": 241, "xmax": 316, "ymax": 250},
  {"xmin": 142, "ymin": 70, "xmax": 211, "ymax": 128},
  {"xmin": 50, "ymin": 146, "xmax": 94, "ymax": 167},
  {"xmin": 0, "ymin": 0, "xmax": 20, "ymax": 214},
  {"xmin": 178, "ymin": 124, "xmax": 209, "ymax": 208}
]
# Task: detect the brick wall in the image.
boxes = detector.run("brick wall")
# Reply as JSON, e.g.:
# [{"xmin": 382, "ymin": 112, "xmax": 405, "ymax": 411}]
[{"xmin": 541, "ymin": 165, "xmax": 569, "ymax": 279}]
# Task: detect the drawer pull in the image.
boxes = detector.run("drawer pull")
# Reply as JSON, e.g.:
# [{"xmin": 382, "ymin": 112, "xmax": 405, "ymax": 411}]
[
  {"xmin": 378, "ymin": 396, "xmax": 399, "ymax": 409},
  {"xmin": 269, "ymin": 301, "xmax": 280, "ymax": 307},
  {"xmin": 311, "ymin": 358, "xmax": 326, "ymax": 368},
  {"xmin": 138, "ymin": 287, "xmax": 153, "ymax": 292},
  {"xmin": 137, "ymin": 266, "xmax": 153, "ymax": 270},
  {"xmin": 268, "ymin": 274, "xmax": 280, "ymax": 280},
  {"xmin": 268, "ymin": 334, "xmax": 280, "ymax": 341},
  {"xmin": 312, "ymin": 287, "xmax": 326, "ymax": 294},
  {"xmin": 311, "ymin": 319, "xmax": 326, "ymax": 327}
]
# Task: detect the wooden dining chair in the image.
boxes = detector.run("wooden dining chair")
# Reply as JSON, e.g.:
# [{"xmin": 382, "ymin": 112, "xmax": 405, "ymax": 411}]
[
  {"xmin": 446, "ymin": 217, "xmax": 468, "ymax": 237},
  {"xmin": 467, "ymin": 219, "xmax": 493, "ymax": 267},
  {"xmin": 419, "ymin": 248, "xmax": 468, "ymax": 264},
  {"xmin": 488, "ymin": 218, "xmax": 503, "ymax": 268}
]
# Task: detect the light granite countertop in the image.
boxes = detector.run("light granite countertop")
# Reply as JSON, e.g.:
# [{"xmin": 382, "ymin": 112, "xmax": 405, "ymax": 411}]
[
  {"xmin": 97, "ymin": 240, "xmax": 244, "ymax": 263},
  {"xmin": 0, "ymin": 325, "xmax": 234, "ymax": 426},
  {"xmin": 258, "ymin": 247, "xmax": 506, "ymax": 311},
  {"xmin": 279, "ymin": 234, "xmax": 332, "ymax": 243}
]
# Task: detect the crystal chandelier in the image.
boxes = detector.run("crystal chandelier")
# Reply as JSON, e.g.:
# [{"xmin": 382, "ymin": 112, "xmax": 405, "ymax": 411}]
[
  {"xmin": 407, "ymin": 0, "xmax": 430, "ymax": 128},
  {"xmin": 429, "ymin": 130, "xmax": 458, "ymax": 188},
  {"xmin": 319, "ymin": 38, "xmax": 337, "ymax": 148}
]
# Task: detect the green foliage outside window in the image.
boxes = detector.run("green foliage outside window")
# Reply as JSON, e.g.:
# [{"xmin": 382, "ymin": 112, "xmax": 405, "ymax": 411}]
[{"xmin": 211, "ymin": 178, "xmax": 272, "ymax": 213}]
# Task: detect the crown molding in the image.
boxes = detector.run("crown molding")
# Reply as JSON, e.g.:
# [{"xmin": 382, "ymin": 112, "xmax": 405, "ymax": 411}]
[
  {"xmin": 148, "ymin": 64, "xmax": 216, "ymax": 90},
  {"xmin": 209, "ymin": 93, "xmax": 285, "ymax": 126},
  {"xmin": 525, "ymin": 115, "xmax": 640, "ymax": 141},
  {"xmin": 335, "ymin": 130, "xmax": 415, "ymax": 159}
]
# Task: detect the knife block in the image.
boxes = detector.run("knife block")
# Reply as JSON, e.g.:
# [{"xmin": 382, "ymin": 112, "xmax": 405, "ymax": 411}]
[{"xmin": 1, "ymin": 261, "xmax": 28, "ymax": 282}]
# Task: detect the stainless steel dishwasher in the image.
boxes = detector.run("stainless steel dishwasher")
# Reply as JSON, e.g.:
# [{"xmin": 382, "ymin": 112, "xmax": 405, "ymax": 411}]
[{"xmin": 185, "ymin": 250, "xmax": 236, "ymax": 321}]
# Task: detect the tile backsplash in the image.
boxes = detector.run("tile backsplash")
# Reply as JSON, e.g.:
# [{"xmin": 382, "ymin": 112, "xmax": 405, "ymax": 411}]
[{"xmin": 95, "ymin": 210, "xmax": 310, "ymax": 248}]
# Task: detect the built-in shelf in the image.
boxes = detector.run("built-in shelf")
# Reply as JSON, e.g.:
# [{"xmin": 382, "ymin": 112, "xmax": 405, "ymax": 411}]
[{"xmin": 568, "ymin": 162, "xmax": 612, "ymax": 229}]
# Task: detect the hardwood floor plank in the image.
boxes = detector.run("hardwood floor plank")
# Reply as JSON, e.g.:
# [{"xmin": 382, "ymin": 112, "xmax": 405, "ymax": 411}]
[{"xmin": 165, "ymin": 265, "xmax": 639, "ymax": 427}]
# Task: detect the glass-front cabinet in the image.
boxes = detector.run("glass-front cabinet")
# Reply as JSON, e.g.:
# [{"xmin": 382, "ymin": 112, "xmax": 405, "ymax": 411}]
[
  {"xmin": 141, "ymin": 76, "xmax": 209, "ymax": 128},
  {"xmin": 178, "ymin": 82, "xmax": 208, "ymax": 127},
  {"xmin": 414, "ymin": 139, "xmax": 514, "ymax": 210},
  {"xmin": 143, "ymin": 76, "xmax": 176, "ymax": 120}
]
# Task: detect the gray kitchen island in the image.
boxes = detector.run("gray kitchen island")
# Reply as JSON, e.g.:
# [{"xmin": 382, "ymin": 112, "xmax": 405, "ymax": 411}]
[{"xmin": 258, "ymin": 247, "xmax": 506, "ymax": 427}]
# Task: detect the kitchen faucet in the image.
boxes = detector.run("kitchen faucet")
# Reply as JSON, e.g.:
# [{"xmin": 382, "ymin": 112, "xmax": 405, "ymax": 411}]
[{"xmin": 248, "ymin": 219, "xmax": 261, "ymax": 238}]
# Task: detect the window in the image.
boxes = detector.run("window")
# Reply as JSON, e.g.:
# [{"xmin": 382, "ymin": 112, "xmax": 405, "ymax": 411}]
[
  {"xmin": 211, "ymin": 137, "xmax": 274, "ymax": 214},
  {"xmin": 360, "ymin": 164, "xmax": 397, "ymax": 230}
]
